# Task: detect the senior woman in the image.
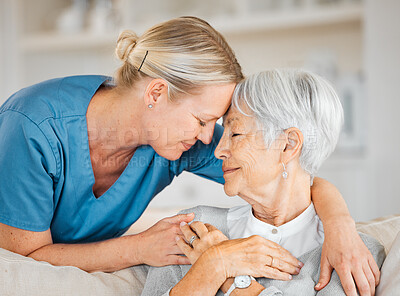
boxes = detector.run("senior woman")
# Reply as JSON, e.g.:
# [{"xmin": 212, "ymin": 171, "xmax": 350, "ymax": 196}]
[
  {"xmin": 0, "ymin": 16, "xmax": 376, "ymax": 293},
  {"xmin": 142, "ymin": 70, "xmax": 385, "ymax": 296}
]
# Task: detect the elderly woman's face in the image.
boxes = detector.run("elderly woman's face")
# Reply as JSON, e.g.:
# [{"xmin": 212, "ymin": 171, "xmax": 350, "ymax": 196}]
[{"xmin": 215, "ymin": 106, "xmax": 283, "ymax": 197}]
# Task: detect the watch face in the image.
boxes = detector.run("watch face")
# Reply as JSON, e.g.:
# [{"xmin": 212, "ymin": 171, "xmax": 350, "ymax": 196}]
[{"xmin": 234, "ymin": 275, "xmax": 252, "ymax": 288}]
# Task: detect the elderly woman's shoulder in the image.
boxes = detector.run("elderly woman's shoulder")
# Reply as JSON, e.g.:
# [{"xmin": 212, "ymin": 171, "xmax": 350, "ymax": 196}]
[
  {"xmin": 359, "ymin": 232, "xmax": 386, "ymax": 265},
  {"xmin": 178, "ymin": 206, "xmax": 230, "ymax": 233},
  {"xmin": 179, "ymin": 205, "xmax": 230, "ymax": 219}
]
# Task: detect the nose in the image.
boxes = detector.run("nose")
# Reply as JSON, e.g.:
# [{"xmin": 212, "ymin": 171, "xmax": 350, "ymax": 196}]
[
  {"xmin": 214, "ymin": 132, "xmax": 230, "ymax": 160},
  {"xmin": 197, "ymin": 123, "xmax": 215, "ymax": 145}
]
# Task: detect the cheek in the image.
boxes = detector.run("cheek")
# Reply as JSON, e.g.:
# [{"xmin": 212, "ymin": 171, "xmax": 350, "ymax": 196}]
[
  {"xmin": 173, "ymin": 116, "xmax": 198, "ymax": 140},
  {"xmin": 239, "ymin": 149, "xmax": 274, "ymax": 185},
  {"xmin": 234, "ymin": 142, "xmax": 259, "ymax": 179}
]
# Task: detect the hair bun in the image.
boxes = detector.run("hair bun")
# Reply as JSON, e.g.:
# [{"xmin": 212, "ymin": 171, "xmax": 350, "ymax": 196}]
[{"xmin": 116, "ymin": 30, "xmax": 139, "ymax": 62}]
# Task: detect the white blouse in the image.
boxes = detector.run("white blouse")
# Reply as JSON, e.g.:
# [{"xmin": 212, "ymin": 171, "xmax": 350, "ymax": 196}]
[{"xmin": 227, "ymin": 202, "xmax": 325, "ymax": 258}]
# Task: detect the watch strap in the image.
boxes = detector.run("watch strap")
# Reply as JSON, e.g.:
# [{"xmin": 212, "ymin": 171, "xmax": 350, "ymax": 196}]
[
  {"xmin": 224, "ymin": 276, "xmax": 256, "ymax": 296},
  {"xmin": 224, "ymin": 282, "xmax": 236, "ymax": 296}
]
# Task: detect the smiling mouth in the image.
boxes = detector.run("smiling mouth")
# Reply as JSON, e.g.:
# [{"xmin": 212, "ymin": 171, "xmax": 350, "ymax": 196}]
[{"xmin": 223, "ymin": 167, "xmax": 240, "ymax": 175}]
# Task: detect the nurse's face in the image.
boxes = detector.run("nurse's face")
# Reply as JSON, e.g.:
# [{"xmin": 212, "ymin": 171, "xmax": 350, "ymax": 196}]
[{"xmin": 146, "ymin": 83, "xmax": 235, "ymax": 160}]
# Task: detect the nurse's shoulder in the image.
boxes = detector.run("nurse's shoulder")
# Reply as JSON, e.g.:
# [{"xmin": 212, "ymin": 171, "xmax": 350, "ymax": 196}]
[{"xmin": 0, "ymin": 75, "xmax": 108, "ymax": 124}]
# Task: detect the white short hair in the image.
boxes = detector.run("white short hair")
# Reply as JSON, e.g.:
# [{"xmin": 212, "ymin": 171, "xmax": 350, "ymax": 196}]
[{"xmin": 232, "ymin": 69, "xmax": 343, "ymax": 177}]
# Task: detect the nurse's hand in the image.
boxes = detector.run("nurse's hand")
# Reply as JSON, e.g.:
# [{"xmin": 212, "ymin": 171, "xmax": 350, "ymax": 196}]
[{"xmin": 138, "ymin": 213, "xmax": 194, "ymax": 267}]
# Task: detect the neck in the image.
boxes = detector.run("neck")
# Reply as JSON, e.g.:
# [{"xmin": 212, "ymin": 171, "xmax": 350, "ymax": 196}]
[{"xmin": 242, "ymin": 169, "xmax": 311, "ymax": 227}]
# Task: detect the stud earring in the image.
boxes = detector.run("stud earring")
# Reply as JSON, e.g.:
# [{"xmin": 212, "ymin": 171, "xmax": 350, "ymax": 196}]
[
  {"xmin": 282, "ymin": 162, "xmax": 288, "ymax": 179},
  {"xmin": 148, "ymin": 104, "xmax": 153, "ymax": 109}
]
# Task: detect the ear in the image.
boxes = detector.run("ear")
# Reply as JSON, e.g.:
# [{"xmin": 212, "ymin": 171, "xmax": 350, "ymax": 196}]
[
  {"xmin": 144, "ymin": 79, "xmax": 169, "ymax": 108},
  {"xmin": 281, "ymin": 127, "xmax": 304, "ymax": 165}
]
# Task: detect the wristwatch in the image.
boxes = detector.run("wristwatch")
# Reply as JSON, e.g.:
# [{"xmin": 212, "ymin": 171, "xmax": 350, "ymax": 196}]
[{"xmin": 224, "ymin": 275, "xmax": 255, "ymax": 296}]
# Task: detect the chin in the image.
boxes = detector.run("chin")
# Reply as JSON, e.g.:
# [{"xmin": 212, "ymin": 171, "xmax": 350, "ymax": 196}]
[
  {"xmin": 223, "ymin": 184, "xmax": 239, "ymax": 197},
  {"xmin": 155, "ymin": 148, "xmax": 183, "ymax": 161}
]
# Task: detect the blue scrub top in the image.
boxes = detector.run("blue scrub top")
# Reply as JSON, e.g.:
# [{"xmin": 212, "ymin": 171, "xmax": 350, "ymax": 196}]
[{"xmin": 0, "ymin": 75, "xmax": 224, "ymax": 244}]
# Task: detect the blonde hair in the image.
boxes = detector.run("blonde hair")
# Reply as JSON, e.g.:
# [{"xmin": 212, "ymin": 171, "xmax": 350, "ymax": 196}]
[{"xmin": 115, "ymin": 16, "xmax": 243, "ymax": 100}]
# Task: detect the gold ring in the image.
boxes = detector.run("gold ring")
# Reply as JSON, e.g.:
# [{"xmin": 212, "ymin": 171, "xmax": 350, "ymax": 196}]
[{"xmin": 268, "ymin": 255, "xmax": 275, "ymax": 267}]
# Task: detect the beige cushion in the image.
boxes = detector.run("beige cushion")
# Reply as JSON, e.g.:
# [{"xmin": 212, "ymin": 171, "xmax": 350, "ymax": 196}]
[
  {"xmin": 356, "ymin": 214, "xmax": 400, "ymax": 254},
  {"xmin": 376, "ymin": 231, "xmax": 400, "ymax": 295},
  {"xmin": 0, "ymin": 247, "xmax": 148, "ymax": 296}
]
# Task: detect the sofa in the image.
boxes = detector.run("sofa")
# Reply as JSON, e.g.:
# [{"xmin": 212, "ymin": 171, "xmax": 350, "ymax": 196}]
[{"xmin": 1, "ymin": 214, "xmax": 399, "ymax": 296}]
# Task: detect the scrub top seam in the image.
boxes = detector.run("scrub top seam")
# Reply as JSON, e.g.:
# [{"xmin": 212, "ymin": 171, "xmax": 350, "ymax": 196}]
[{"xmin": 0, "ymin": 109, "xmax": 61, "ymax": 181}]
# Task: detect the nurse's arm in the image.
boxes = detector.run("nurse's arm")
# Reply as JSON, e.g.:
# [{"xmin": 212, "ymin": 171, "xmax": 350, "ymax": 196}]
[
  {"xmin": 0, "ymin": 213, "xmax": 194, "ymax": 273},
  {"xmin": 311, "ymin": 177, "xmax": 353, "ymax": 223},
  {"xmin": 311, "ymin": 177, "xmax": 380, "ymax": 295}
]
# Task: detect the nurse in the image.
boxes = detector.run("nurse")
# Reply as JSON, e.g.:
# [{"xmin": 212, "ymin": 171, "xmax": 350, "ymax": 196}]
[{"xmin": 0, "ymin": 16, "xmax": 377, "ymax": 293}]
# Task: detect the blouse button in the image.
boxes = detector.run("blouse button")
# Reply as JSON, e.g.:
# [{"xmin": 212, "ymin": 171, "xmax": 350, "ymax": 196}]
[{"xmin": 272, "ymin": 229, "xmax": 278, "ymax": 234}]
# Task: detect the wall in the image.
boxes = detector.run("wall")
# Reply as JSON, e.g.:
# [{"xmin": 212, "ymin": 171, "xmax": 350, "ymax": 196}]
[
  {"xmin": 365, "ymin": 0, "xmax": 400, "ymax": 218},
  {"xmin": 0, "ymin": 0, "xmax": 20, "ymax": 102},
  {"xmin": 1, "ymin": 1, "xmax": 399, "ymax": 226}
]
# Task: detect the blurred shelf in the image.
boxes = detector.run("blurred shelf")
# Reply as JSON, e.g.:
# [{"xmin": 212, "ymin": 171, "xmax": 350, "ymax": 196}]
[
  {"xmin": 21, "ymin": 2, "xmax": 363, "ymax": 53},
  {"xmin": 213, "ymin": 3, "xmax": 363, "ymax": 35}
]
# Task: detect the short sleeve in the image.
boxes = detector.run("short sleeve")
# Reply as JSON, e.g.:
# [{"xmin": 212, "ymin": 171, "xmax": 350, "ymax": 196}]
[
  {"xmin": 170, "ymin": 123, "xmax": 224, "ymax": 184},
  {"xmin": 0, "ymin": 110, "xmax": 57, "ymax": 231}
]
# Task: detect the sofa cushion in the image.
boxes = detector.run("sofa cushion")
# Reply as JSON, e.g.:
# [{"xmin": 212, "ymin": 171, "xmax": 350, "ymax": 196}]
[
  {"xmin": 376, "ymin": 230, "xmax": 400, "ymax": 295},
  {"xmin": 356, "ymin": 214, "xmax": 400, "ymax": 254},
  {"xmin": 0, "ymin": 247, "xmax": 148, "ymax": 296}
]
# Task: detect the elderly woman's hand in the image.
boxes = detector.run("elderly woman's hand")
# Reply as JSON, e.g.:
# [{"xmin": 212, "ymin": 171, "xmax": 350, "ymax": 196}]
[
  {"xmin": 177, "ymin": 221, "xmax": 229, "ymax": 264},
  {"xmin": 316, "ymin": 217, "xmax": 380, "ymax": 296},
  {"xmin": 177, "ymin": 221, "xmax": 303, "ymax": 281}
]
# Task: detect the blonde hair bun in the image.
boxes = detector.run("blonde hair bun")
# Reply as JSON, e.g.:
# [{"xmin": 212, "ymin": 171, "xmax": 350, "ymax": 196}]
[{"xmin": 116, "ymin": 30, "xmax": 139, "ymax": 62}]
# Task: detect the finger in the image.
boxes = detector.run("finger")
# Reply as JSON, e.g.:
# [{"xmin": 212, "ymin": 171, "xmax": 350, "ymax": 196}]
[
  {"xmin": 169, "ymin": 243, "xmax": 185, "ymax": 255},
  {"xmin": 190, "ymin": 221, "xmax": 209, "ymax": 238},
  {"xmin": 268, "ymin": 256, "xmax": 301, "ymax": 275},
  {"xmin": 263, "ymin": 246, "xmax": 301, "ymax": 269},
  {"xmin": 353, "ymin": 265, "xmax": 371, "ymax": 296},
  {"xmin": 204, "ymin": 223, "xmax": 219, "ymax": 232},
  {"xmin": 262, "ymin": 265, "xmax": 293, "ymax": 281},
  {"xmin": 180, "ymin": 222, "xmax": 198, "ymax": 243},
  {"xmin": 336, "ymin": 268, "xmax": 357, "ymax": 296},
  {"xmin": 176, "ymin": 236, "xmax": 193, "ymax": 256},
  {"xmin": 166, "ymin": 254, "xmax": 191, "ymax": 265},
  {"xmin": 164, "ymin": 213, "xmax": 194, "ymax": 224},
  {"xmin": 363, "ymin": 262, "xmax": 376, "ymax": 296},
  {"xmin": 315, "ymin": 256, "xmax": 333, "ymax": 290},
  {"xmin": 257, "ymin": 238, "xmax": 301, "ymax": 268},
  {"xmin": 368, "ymin": 256, "xmax": 380, "ymax": 286}
]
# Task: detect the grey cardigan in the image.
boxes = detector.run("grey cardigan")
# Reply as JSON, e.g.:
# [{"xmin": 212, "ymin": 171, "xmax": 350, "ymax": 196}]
[{"xmin": 141, "ymin": 206, "xmax": 385, "ymax": 296}]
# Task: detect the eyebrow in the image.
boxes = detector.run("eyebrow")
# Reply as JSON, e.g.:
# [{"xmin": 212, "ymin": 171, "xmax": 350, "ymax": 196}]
[{"xmin": 222, "ymin": 117, "xmax": 239, "ymax": 128}]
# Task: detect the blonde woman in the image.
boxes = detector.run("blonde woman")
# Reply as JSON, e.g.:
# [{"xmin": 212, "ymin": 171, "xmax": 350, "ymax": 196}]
[{"xmin": 0, "ymin": 17, "xmax": 377, "ymax": 294}]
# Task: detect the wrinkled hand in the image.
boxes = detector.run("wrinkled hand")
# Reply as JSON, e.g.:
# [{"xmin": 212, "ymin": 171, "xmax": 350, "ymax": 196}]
[
  {"xmin": 316, "ymin": 219, "xmax": 380, "ymax": 296},
  {"xmin": 138, "ymin": 213, "xmax": 194, "ymax": 266},
  {"xmin": 177, "ymin": 222, "xmax": 303, "ymax": 282},
  {"xmin": 211, "ymin": 236, "xmax": 303, "ymax": 281},
  {"xmin": 177, "ymin": 221, "xmax": 229, "ymax": 264}
]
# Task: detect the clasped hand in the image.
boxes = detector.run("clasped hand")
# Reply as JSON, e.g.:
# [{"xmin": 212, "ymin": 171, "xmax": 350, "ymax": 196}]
[{"xmin": 176, "ymin": 221, "xmax": 303, "ymax": 281}]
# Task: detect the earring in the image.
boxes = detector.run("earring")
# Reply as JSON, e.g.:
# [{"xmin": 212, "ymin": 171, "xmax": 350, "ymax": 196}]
[
  {"xmin": 282, "ymin": 162, "xmax": 288, "ymax": 179},
  {"xmin": 148, "ymin": 104, "xmax": 153, "ymax": 109}
]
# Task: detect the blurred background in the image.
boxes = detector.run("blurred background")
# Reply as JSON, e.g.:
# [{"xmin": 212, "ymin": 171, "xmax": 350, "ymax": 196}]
[{"xmin": 0, "ymin": 0, "xmax": 399, "ymax": 232}]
